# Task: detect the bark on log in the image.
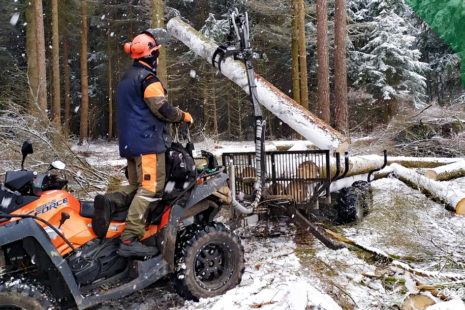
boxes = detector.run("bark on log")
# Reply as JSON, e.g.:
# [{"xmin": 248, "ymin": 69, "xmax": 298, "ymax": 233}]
[
  {"xmin": 424, "ymin": 160, "xmax": 465, "ymax": 181},
  {"xmin": 389, "ymin": 163, "xmax": 465, "ymax": 215},
  {"xmin": 166, "ymin": 17, "xmax": 348, "ymax": 152},
  {"xmin": 328, "ymin": 155, "xmax": 462, "ymax": 179}
]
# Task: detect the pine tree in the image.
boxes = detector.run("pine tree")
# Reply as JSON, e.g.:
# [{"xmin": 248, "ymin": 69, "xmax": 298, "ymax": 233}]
[
  {"xmin": 51, "ymin": 0, "xmax": 61, "ymax": 126},
  {"xmin": 316, "ymin": 0, "xmax": 330, "ymax": 123},
  {"xmin": 34, "ymin": 0, "xmax": 47, "ymax": 111},
  {"xmin": 354, "ymin": 1, "xmax": 429, "ymax": 117},
  {"xmin": 334, "ymin": 0, "xmax": 348, "ymax": 134},
  {"xmin": 80, "ymin": 0, "xmax": 89, "ymax": 142}
]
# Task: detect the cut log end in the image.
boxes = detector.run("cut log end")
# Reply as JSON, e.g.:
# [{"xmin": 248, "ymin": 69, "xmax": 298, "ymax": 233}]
[
  {"xmin": 456, "ymin": 198, "xmax": 465, "ymax": 215},
  {"xmin": 424, "ymin": 170, "xmax": 438, "ymax": 180}
]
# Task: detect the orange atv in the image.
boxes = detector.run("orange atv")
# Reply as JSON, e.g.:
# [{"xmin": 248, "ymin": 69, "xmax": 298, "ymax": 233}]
[{"xmin": 0, "ymin": 141, "xmax": 244, "ymax": 309}]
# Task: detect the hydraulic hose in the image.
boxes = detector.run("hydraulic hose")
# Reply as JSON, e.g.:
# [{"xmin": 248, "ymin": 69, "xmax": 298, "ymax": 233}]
[
  {"xmin": 229, "ymin": 160, "xmax": 254, "ymax": 214},
  {"xmin": 250, "ymin": 119, "xmax": 264, "ymax": 211}
]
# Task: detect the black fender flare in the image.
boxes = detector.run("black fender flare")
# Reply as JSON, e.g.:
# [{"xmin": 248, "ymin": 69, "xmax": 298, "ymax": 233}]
[
  {"xmin": 161, "ymin": 173, "xmax": 229, "ymax": 271},
  {"xmin": 0, "ymin": 218, "xmax": 83, "ymax": 308}
]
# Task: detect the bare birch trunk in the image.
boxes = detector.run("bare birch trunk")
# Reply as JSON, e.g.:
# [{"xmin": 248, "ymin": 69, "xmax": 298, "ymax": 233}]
[
  {"xmin": 51, "ymin": 0, "xmax": 61, "ymax": 126},
  {"xmin": 34, "ymin": 0, "xmax": 47, "ymax": 111},
  {"xmin": 25, "ymin": 1, "xmax": 38, "ymax": 106},
  {"xmin": 424, "ymin": 160, "xmax": 465, "ymax": 181},
  {"xmin": 297, "ymin": 0, "xmax": 309, "ymax": 110},
  {"xmin": 316, "ymin": 0, "xmax": 330, "ymax": 123},
  {"xmin": 80, "ymin": 0, "xmax": 89, "ymax": 142},
  {"xmin": 152, "ymin": 0, "xmax": 168, "ymax": 86},
  {"xmin": 328, "ymin": 155, "xmax": 461, "ymax": 179},
  {"xmin": 167, "ymin": 17, "xmax": 348, "ymax": 151},
  {"xmin": 334, "ymin": 0, "xmax": 348, "ymax": 134},
  {"xmin": 389, "ymin": 164, "xmax": 465, "ymax": 215},
  {"xmin": 291, "ymin": 0, "xmax": 300, "ymax": 104}
]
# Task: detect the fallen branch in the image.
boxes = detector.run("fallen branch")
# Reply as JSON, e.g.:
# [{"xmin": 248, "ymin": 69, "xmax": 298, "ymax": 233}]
[{"xmin": 325, "ymin": 228, "xmax": 465, "ymax": 281}]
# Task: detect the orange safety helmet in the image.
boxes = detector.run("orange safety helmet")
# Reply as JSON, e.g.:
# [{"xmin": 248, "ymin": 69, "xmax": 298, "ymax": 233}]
[{"xmin": 124, "ymin": 33, "xmax": 160, "ymax": 59}]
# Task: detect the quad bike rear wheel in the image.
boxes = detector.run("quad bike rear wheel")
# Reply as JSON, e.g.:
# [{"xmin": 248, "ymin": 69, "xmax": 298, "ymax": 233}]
[
  {"xmin": 174, "ymin": 222, "xmax": 244, "ymax": 301},
  {"xmin": 0, "ymin": 276, "xmax": 56, "ymax": 310}
]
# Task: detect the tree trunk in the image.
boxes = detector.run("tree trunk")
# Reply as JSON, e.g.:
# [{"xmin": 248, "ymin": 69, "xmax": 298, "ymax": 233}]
[
  {"xmin": 211, "ymin": 70, "xmax": 219, "ymax": 141},
  {"xmin": 51, "ymin": 0, "xmax": 61, "ymax": 126},
  {"xmin": 152, "ymin": 0, "xmax": 168, "ymax": 87},
  {"xmin": 62, "ymin": 30, "xmax": 71, "ymax": 136},
  {"xmin": 237, "ymin": 88, "xmax": 243, "ymax": 140},
  {"xmin": 227, "ymin": 89, "xmax": 232, "ymax": 139},
  {"xmin": 424, "ymin": 160, "xmax": 465, "ymax": 181},
  {"xmin": 202, "ymin": 72, "xmax": 210, "ymax": 136},
  {"xmin": 25, "ymin": 1, "xmax": 38, "ymax": 106},
  {"xmin": 327, "ymin": 155, "xmax": 461, "ymax": 179},
  {"xmin": 297, "ymin": 0, "xmax": 309, "ymax": 110},
  {"xmin": 316, "ymin": 0, "xmax": 330, "ymax": 124},
  {"xmin": 167, "ymin": 17, "xmax": 348, "ymax": 151},
  {"xmin": 334, "ymin": 0, "xmax": 348, "ymax": 134},
  {"xmin": 80, "ymin": 0, "xmax": 89, "ymax": 142},
  {"xmin": 291, "ymin": 0, "xmax": 300, "ymax": 104},
  {"xmin": 107, "ymin": 32, "xmax": 113, "ymax": 140},
  {"xmin": 389, "ymin": 163, "xmax": 465, "ymax": 215},
  {"xmin": 34, "ymin": 0, "xmax": 47, "ymax": 111}
]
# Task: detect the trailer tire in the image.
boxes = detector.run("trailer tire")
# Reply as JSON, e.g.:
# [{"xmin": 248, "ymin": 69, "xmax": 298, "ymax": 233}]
[
  {"xmin": 0, "ymin": 276, "xmax": 57, "ymax": 309},
  {"xmin": 337, "ymin": 181, "xmax": 372, "ymax": 224},
  {"xmin": 352, "ymin": 180, "xmax": 373, "ymax": 213},
  {"xmin": 173, "ymin": 222, "xmax": 244, "ymax": 301}
]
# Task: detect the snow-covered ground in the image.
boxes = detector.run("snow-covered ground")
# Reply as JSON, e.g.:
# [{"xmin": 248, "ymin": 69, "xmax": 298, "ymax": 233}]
[{"xmin": 77, "ymin": 140, "xmax": 464, "ymax": 309}]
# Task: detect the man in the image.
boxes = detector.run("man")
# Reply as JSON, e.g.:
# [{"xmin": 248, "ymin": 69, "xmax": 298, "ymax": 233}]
[{"xmin": 93, "ymin": 29, "xmax": 192, "ymax": 257}]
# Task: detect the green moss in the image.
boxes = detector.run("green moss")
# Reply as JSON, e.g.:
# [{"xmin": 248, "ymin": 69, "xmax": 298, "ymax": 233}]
[{"xmin": 276, "ymin": 145, "xmax": 292, "ymax": 151}]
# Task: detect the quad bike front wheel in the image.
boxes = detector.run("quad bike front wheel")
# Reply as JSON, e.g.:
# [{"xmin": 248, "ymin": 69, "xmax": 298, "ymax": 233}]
[
  {"xmin": 174, "ymin": 222, "xmax": 244, "ymax": 301},
  {"xmin": 0, "ymin": 276, "xmax": 56, "ymax": 309}
]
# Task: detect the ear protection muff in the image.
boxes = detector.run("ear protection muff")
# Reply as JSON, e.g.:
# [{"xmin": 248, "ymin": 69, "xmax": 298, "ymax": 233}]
[{"xmin": 124, "ymin": 42, "xmax": 132, "ymax": 55}]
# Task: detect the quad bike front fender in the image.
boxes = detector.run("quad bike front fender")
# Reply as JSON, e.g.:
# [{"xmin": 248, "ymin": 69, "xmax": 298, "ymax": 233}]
[
  {"xmin": 0, "ymin": 218, "xmax": 83, "ymax": 308},
  {"xmin": 162, "ymin": 172, "xmax": 230, "ymax": 271}
]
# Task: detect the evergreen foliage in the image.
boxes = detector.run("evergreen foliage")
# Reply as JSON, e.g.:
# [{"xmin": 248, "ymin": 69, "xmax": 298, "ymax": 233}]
[{"xmin": 0, "ymin": 0, "xmax": 463, "ymax": 139}]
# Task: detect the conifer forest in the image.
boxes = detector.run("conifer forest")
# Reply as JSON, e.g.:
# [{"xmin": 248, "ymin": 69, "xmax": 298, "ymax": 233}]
[{"xmin": 1, "ymin": 0, "xmax": 463, "ymax": 145}]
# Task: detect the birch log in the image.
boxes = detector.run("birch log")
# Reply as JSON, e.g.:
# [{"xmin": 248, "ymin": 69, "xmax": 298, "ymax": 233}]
[
  {"xmin": 389, "ymin": 163, "xmax": 465, "ymax": 215},
  {"xmin": 424, "ymin": 160, "xmax": 465, "ymax": 181},
  {"xmin": 327, "ymin": 155, "xmax": 460, "ymax": 179},
  {"xmin": 166, "ymin": 17, "xmax": 348, "ymax": 152}
]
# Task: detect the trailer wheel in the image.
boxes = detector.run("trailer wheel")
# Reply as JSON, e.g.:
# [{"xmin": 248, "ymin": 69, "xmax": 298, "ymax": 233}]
[
  {"xmin": 337, "ymin": 181, "xmax": 372, "ymax": 224},
  {"xmin": 173, "ymin": 222, "xmax": 244, "ymax": 301},
  {"xmin": 0, "ymin": 276, "xmax": 57, "ymax": 309},
  {"xmin": 352, "ymin": 180, "xmax": 373, "ymax": 213}
]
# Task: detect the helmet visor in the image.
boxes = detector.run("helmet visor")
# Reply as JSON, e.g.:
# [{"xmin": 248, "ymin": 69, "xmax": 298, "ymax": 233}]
[{"xmin": 144, "ymin": 28, "xmax": 170, "ymax": 47}]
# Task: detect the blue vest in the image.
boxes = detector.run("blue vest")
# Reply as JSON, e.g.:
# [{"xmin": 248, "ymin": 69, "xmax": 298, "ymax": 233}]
[{"xmin": 117, "ymin": 62, "xmax": 171, "ymax": 157}]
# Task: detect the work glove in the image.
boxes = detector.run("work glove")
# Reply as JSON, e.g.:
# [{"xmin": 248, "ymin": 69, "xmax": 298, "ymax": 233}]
[{"xmin": 183, "ymin": 112, "xmax": 193, "ymax": 125}]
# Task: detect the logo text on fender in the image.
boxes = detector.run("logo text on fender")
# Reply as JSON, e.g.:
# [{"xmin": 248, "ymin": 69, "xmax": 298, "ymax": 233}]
[{"xmin": 27, "ymin": 198, "xmax": 68, "ymax": 216}]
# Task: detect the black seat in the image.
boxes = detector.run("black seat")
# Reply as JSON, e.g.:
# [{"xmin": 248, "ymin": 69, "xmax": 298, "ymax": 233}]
[{"xmin": 79, "ymin": 201, "xmax": 128, "ymax": 222}]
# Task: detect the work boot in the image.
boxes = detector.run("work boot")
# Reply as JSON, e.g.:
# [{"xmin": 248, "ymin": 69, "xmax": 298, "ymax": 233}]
[
  {"xmin": 117, "ymin": 237, "xmax": 159, "ymax": 257},
  {"xmin": 92, "ymin": 194, "xmax": 113, "ymax": 239}
]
